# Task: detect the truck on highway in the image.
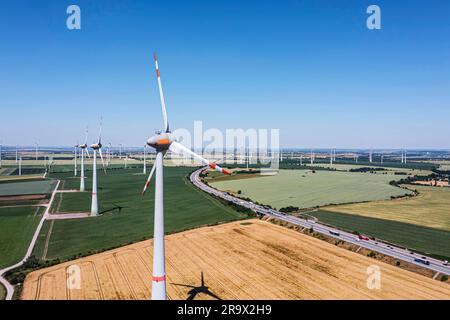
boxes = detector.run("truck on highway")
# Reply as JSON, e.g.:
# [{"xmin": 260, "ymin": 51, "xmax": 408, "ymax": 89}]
[{"xmin": 414, "ymin": 258, "xmax": 430, "ymax": 266}]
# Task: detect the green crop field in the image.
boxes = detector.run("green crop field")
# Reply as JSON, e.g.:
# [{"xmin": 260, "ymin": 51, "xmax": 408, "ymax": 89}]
[
  {"xmin": 0, "ymin": 180, "xmax": 57, "ymax": 196},
  {"xmin": 309, "ymin": 210, "xmax": 450, "ymax": 260},
  {"xmin": 0, "ymin": 206, "xmax": 44, "ymax": 268},
  {"xmin": 325, "ymin": 185, "xmax": 450, "ymax": 231},
  {"xmin": 0, "ymin": 282, "xmax": 5, "ymax": 300},
  {"xmin": 32, "ymin": 167, "xmax": 247, "ymax": 262},
  {"xmin": 302, "ymin": 163, "xmax": 432, "ymax": 175},
  {"xmin": 209, "ymin": 169, "xmax": 413, "ymax": 210}
]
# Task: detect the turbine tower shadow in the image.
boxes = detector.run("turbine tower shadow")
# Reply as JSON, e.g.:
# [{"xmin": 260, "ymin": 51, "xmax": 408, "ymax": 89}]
[{"xmin": 171, "ymin": 272, "xmax": 221, "ymax": 300}]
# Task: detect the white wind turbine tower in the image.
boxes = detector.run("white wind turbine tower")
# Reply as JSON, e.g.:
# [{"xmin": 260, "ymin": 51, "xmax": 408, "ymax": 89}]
[
  {"xmin": 89, "ymin": 123, "xmax": 106, "ymax": 216},
  {"xmin": 143, "ymin": 144, "xmax": 147, "ymax": 174},
  {"xmin": 330, "ymin": 149, "xmax": 333, "ymax": 166},
  {"xmin": 78, "ymin": 128, "xmax": 90, "ymax": 192},
  {"xmin": 141, "ymin": 53, "xmax": 231, "ymax": 300},
  {"xmin": 15, "ymin": 145, "xmax": 18, "ymax": 163},
  {"xmin": 310, "ymin": 150, "xmax": 314, "ymax": 165},
  {"xmin": 107, "ymin": 142, "xmax": 112, "ymax": 166},
  {"xmin": 19, "ymin": 156, "xmax": 22, "ymax": 176},
  {"xmin": 74, "ymin": 142, "xmax": 78, "ymax": 176},
  {"xmin": 35, "ymin": 142, "xmax": 38, "ymax": 161},
  {"xmin": 0, "ymin": 141, "xmax": 2, "ymax": 168}
]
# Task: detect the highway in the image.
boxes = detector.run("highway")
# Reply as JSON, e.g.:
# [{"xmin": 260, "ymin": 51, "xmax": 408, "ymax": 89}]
[{"xmin": 190, "ymin": 168, "xmax": 450, "ymax": 276}]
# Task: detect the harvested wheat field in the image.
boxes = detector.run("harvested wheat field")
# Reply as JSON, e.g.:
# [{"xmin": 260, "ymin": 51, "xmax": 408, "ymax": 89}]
[{"xmin": 22, "ymin": 219, "xmax": 450, "ymax": 300}]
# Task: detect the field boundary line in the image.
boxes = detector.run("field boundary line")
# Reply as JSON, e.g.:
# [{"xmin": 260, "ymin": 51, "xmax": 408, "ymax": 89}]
[
  {"xmin": 42, "ymin": 220, "xmax": 55, "ymax": 260},
  {"xmin": 0, "ymin": 179, "xmax": 60, "ymax": 300}
]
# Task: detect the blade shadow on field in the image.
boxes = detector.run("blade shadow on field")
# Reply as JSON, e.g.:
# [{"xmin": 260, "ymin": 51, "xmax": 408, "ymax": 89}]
[
  {"xmin": 99, "ymin": 203, "xmax": 128, "ymax": 215},
  {"xmin": 171, "ymin": 272, "xmax": 221, "ymax": 300}
]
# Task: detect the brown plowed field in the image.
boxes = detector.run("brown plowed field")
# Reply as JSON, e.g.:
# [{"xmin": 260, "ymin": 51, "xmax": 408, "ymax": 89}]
[{"xmin": 21, "ymin": 220, "xmax": 450, "ymax": 300}]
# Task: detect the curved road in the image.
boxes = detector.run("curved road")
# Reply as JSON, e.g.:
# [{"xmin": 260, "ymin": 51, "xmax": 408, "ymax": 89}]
[{"xmin": 190, "ymin": 168, "xmax": 450, "ymax": 276}]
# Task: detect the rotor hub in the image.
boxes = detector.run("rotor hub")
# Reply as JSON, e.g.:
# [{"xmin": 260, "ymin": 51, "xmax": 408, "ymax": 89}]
[{"xmin": 147, "ymin": 132, "xmax": 173, "ymax": 151}]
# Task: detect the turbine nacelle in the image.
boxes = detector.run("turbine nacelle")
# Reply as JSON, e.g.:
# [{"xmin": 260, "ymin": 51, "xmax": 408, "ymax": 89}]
[
  {"xmin": 147, "ymin": 132, "xmax": 173, "ymax": 150},
  {"xmin": 90, "ymin": 143, "xmax": 102, "ymax": 150},
  {"xmin": 79, "ymin": 143, "xmax": 88, "ymax": 149}
]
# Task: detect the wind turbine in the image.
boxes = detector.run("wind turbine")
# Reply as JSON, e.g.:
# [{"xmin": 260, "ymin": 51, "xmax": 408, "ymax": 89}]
[
  {"xmin": 15, "ymin": 145, "xmax": 18, "ymax": 163},
  {"xmin": 19, "ymin": 156, "xmax": 22, "ymax": 176},
  {"xmin": 89, "ymin": 123, "xmax": 106, "ymax": 216},
  {"xmin": 74, "ymin": 142, "xmax": 78, "ymax": 177},
  {"xmin": 142, "ymin": 53, "xmax": 231, "ymax": 300},
  {"xmin": 143, "ymin": 144, "xmax": 147, "ymax": 174},
  {"xmin": 78, "ymin": 128, "xmax": 90, "ymax": 192},
  {"xmin": 35, "ymin": 142, "xmax": 38, "ymax": 161},
  {"xmin": 107, "ymin": 142, "xmax": 112, "ymax": 166}
]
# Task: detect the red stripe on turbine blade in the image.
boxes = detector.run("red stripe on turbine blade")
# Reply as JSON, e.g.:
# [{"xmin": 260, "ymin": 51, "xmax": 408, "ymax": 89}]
[
  {"xmin": 222, "ymin": 168, "xmax": 231, "ymax": 175},
  {"xmin": 209, "ymin": 163, "xmax": 216, "ymax": 169},
  {"xmin": 154, "ymin": 52, "xmax": 157, "ymax": 61},
  {"xmin": 152, "ymin": 275, "xmax": 166, "ymax": 282},
  {"xmin": 156, "ymin": 69, "xmax": 160, "ymax": 78}
]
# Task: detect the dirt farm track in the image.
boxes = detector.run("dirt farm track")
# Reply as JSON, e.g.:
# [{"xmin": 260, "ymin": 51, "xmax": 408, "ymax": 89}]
[{"xmin": 22, "ymin": 220, "xmax": 450, "ymax": 300}]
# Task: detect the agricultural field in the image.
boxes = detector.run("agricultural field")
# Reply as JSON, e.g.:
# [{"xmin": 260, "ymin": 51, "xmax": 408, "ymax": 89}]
[
  {"xmin": 324, "ymin": 185, "xmax": 450, "ymax": 231},
  {"xmin": 305, "ymin": 163, "xmax": 432, "ymax": 175},
  {"xmin": 209, "ymin": 169, "xmax": 413, "ymax": 210},
  {"xmin": 0, "ymin": 206, "xmax": 44, "ymax": 268},
  {"xmin": 308, "ymin": 210, "xmax": 450, "ymax": 259},
  {"xmin": 0, "ymin": 180, "xmax": 57, "ymax": 196},
  {"xmin": 0, "ymin": 282, "xmax": 5, "ymax": 300},
  {"xmin": 32, "ymin": 167, "xmax": 247, "ymax": 262},
  {"xmin": 22, "ymin": 220, "xmax": 450, "ymax": 300}
]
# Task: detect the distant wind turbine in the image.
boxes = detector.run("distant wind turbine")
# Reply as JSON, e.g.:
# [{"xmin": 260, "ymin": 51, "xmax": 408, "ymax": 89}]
[
  {"xmin": 143, "ymin": 144, "xmax": 147, "ymax": 174},
  {"xmin": 78, "ymin": 127, "xmax": 90, "ymax": 192},
  {"xmin": 89, "ymin": 121, "xmax": 106, "ymax": 216}
]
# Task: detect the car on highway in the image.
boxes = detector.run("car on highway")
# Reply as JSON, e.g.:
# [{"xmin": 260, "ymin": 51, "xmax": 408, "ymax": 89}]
[
  {"xmin": 415, "ymin": 258, "xmax": 430, "ymax": 266},
  {"xmin": 443, "ymin": 260, "xmax": 448, "ymax": 266},
  {"xmin": 329, "ymin": 230, "xmax": 340, "ymax": 236},
  {"xmin": 358, "ymin": 235, "xmax": 369, "ymax": 241}
]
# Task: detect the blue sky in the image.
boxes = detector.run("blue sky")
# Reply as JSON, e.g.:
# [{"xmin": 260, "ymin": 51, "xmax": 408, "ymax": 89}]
[{"xmin": 0, "ymin": 0, "xmax": 449, "ymax": 148}]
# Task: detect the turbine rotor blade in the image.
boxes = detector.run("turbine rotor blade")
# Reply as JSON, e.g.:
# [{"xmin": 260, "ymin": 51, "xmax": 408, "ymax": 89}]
[
  {"xmin": 99, "ymin": 148, "xmax": 106, "ymax": 174},
  {"xmin": 142, "ymin": 160, "xmax": 157, "ymax": 195},
  {"xmin": 169, "ymin": 141, "xmax": 231, "ymax": 174},
  {"xmin": 98, "ymin": 118, "xmax": 103, "ymax": 144},
  {"xmin": 85, "ymin": 148, "xmax": 90, "ymax": 158},
  {"xmin": 84, "ymin": 127, "xmax": 89, "ymax": 145},
  {"xmin": 154, "ymin": 53, "xmax": 169, "ymax": 132}
]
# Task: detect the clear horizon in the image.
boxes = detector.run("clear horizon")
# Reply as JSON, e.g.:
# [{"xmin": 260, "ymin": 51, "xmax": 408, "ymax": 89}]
[{"xmin": 1, "ymin": 0, "xmax": 449, "ymax": 148}]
